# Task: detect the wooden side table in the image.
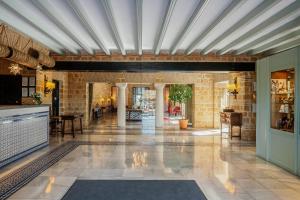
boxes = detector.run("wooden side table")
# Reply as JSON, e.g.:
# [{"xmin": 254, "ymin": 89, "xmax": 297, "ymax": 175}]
[{"xmin": 220, "ymin": 112, "xmax": 242, "ymax": 139}]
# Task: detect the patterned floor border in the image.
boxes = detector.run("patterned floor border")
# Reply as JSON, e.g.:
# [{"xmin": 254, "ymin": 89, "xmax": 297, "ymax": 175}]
[
  {"xmin": 0, "ymin": 140, "xmax": 255, "ymax": 199},
  {"xmin": 0, "ymin": 141, "xmax": 79, "ymax": 200}
]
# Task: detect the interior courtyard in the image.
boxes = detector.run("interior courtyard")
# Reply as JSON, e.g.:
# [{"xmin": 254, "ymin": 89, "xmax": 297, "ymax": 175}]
[{"xmin": 1, "ymin": 0, "xmax": 300, "ymax": 200}]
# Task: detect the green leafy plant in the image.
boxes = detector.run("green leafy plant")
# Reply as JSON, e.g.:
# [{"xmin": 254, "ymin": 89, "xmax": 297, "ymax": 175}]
[
  {"xmin": 168, "ymin": 84, "xmax": 192, "ymax": 119},
  {"xmin": 31, "ymin": 92, "xmax": 42, "ymax": 105}
]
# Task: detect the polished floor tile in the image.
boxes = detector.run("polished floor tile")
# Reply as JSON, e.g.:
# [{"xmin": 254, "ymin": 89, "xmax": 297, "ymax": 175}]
[{"xmin": 4, "ymin": 115, "xmax": 300, "ymax": 200}]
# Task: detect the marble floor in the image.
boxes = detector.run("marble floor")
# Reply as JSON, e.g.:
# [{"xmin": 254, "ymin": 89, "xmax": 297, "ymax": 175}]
[{"xmin": 2, "ymin": 114, "xmax": 300, "ymax": 200}]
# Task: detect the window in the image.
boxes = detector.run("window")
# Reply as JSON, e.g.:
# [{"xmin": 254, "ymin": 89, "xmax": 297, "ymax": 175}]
[
  {"xmin": 22, "ymin": 76, "xmax": 36, "ymax": 97},
  {"xmin": 132, "ymin": 87, "xmax": 149, "ymax": 106}
]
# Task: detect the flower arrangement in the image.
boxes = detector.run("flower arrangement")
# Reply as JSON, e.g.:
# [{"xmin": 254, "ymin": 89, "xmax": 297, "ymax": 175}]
[{"xmin": 31, "ymin": 92, "xmax": 42, "ymax": 105}]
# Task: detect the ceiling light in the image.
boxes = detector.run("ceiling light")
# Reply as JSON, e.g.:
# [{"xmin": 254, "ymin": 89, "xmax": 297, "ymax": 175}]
[{"xmin": 8, "ymin": 63, "xmax": 23, "ymax": 75}]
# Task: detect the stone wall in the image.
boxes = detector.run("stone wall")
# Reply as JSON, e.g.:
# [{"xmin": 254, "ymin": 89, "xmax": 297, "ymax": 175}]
[
  {"xmin": 192, "ymin": 74, "xmax": 214, "ymax": 128},
  {"xmin": 36, "ymin": 71, "xmax": 256, "ymax": 140},
  {"xmin": 0, "ymin": 57, "xmax": 257, "ymax": 141},
  {"xmin": 213, "ymin": 82, "xmax": 227, "ymax": 128},
  {"xmin": 210, "ymin": 72, "xmax": 256, "ymax": 140},
  {"xmin": 228, "ymin": 72, "xmax": 256, "ymax": 141},
  {"xmin": 51, "ymin": 52, "xmax": 261, "ymax": 62},
  {"xmin": 36, "ymin": 71, "xmax": 68, "ymax": 115}
]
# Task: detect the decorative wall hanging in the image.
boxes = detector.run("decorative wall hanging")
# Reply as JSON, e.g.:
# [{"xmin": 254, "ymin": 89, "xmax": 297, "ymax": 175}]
[{"xmin": 0, "ymin": 24, "xmax": 55, "ymax": 69}]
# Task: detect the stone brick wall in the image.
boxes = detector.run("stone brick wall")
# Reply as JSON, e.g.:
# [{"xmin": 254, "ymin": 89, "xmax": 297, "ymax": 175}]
[
  {"xmin": 64, "ymin": 72, "xmax": 86, "ymax": 115},
  {"xmin": 36, "ymin": 71, "xmax": 68, "ymax": 115},
  {"xmin": 0, "ymin": 56, "xmax": 257, "ymax": 140},
  {"xmin": 211, "ymin": 72, "xmax": 256, "ymax": 140},
  {"xmin": 37, "ymin": 71, "xmax": 256, "ymax": 140},
  {"xmin": 51, "ymin": 53, "xmax": 261, "ymax": 62},
  {"xmin": 192, "ymin": 74, "xmax": 214, "ymax": 128},
  {"xmin": 213, "ymin": 82, "xmax": 227, "ymax": 128},
  {"xmin": 228, "ymin": 72, "xmax": 256, "ymax": 141}
]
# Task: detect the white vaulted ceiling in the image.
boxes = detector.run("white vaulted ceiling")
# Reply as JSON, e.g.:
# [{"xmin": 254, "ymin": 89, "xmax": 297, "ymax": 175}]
[{"xmin": 0, "ymin": 0, "xmax": 299, "ymax": 56}]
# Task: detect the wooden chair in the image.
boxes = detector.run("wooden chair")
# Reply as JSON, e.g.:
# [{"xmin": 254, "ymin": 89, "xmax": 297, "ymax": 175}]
[{"xmin": 173, "ymin": 106, "xmax": 181, "ymax": 116}]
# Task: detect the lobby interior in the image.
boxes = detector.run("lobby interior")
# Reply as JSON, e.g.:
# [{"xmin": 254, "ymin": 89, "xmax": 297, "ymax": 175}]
[{"xmin": 1, "ymin": 0, "xmax": 300, "ymax": 200}]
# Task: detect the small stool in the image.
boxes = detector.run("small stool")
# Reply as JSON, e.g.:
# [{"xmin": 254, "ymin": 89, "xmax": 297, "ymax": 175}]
[{"xmin": 61, "ymin": 114, "xmax": 83, "ymax": 138}]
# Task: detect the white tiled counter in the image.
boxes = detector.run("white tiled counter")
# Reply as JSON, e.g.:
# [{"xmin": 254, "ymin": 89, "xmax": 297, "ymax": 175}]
[{"xmin": 0, "ymin": 105, "xmax": 49, "ymax": 168}]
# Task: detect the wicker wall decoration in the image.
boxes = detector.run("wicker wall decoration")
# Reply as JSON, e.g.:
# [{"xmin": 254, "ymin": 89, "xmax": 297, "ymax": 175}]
[
  {"xmin": 8, "ymin": 48, "xmax": 39, "ymax": 68},
  {"xmin": 0, "ymin": 44, "xmax": 10, "ymax": 57},
  {"xmin": 0, "ymin": 24, "xmax": 55, "ymax": 68}
]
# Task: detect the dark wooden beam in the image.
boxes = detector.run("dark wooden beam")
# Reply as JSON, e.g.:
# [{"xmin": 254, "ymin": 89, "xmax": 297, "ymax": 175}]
[{"xmin": 53, "ymin": 61, "xmax": 255, "ymax": 72}]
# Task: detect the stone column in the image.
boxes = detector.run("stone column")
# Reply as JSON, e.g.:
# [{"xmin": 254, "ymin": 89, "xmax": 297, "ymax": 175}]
[
  {"xmin": 116, "ymin": 83, "xmax": 127, "ymax": 127},
  {"xmin": 154, "ymin": 83, "xmax": 165, "ymax": 128}
]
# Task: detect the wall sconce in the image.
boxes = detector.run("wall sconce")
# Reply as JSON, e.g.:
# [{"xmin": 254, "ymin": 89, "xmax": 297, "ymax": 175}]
[
  {"xmin": 44, "ymin": 75, "xmax": 55, "ymax": 95},
  {"xmin": 100, "ymin": 97, "xmax": 105, "ymax": 106},
  {"xmin": 227, "ymin": 77, "xmax": 240, "ymax": 99}
]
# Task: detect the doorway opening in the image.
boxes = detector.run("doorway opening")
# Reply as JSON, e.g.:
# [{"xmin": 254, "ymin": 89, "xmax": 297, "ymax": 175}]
[{"xmin": 52, "ymin": 80, "xmax": 60, "ymax": 116}]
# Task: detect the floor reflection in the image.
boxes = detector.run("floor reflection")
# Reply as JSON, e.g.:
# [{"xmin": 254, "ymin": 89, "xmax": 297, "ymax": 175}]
[{"xmin": 5, "ymin": 115, "xmax": 300, "ymax": 200}]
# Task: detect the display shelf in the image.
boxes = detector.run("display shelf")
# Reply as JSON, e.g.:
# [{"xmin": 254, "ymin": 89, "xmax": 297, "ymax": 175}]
[{"xmin": 270, "ymin": 69, "xmax": 295, "ymax": 133}]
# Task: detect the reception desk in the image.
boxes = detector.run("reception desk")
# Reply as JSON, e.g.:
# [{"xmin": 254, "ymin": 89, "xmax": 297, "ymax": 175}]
[{"xmin": 0, "ymin": 105, "xmax": 49, "ymax": 168}]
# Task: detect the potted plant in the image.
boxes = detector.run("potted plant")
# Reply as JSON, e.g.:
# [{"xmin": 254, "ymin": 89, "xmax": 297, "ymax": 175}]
[
  {"xmin": 31, "ymin": 92, "xmax": 42, "ymax": 105},
  {"xmin": 169, "ymin": 84, "xmax": 192, "ymax": 129}
]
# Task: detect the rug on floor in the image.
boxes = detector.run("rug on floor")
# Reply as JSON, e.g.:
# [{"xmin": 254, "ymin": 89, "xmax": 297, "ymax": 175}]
[{"xmin": 62, "ymin": 180, "xmax": 207, "ymax": 200}]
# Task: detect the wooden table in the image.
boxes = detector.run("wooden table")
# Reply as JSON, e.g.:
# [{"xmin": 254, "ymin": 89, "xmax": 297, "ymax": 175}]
[
  {"xmin": 220, "ymin": 112, "xmax": 242, "ymax": 139},
  {"xmin": 61, "ymin": 113, "xmax": 83, "ymax": 138}
]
